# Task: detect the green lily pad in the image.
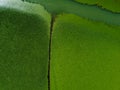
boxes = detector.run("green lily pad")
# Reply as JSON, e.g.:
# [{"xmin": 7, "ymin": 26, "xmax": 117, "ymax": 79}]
[{"xmin": 0, "ymin": 0, "xmax": 50, "ymax": 89}]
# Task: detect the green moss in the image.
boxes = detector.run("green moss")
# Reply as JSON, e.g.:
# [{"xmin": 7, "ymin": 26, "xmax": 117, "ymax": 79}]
[
  {"xmin": 0, "ymin": 0, "xmax": 50, "ymax": 90},
  {"xmin": 75, "ymin": 0, "xmax": 120, "ymax": 12},
  {"xmin": 51, "ymin": 14, "xmax": 120, "ymax": 90}
]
